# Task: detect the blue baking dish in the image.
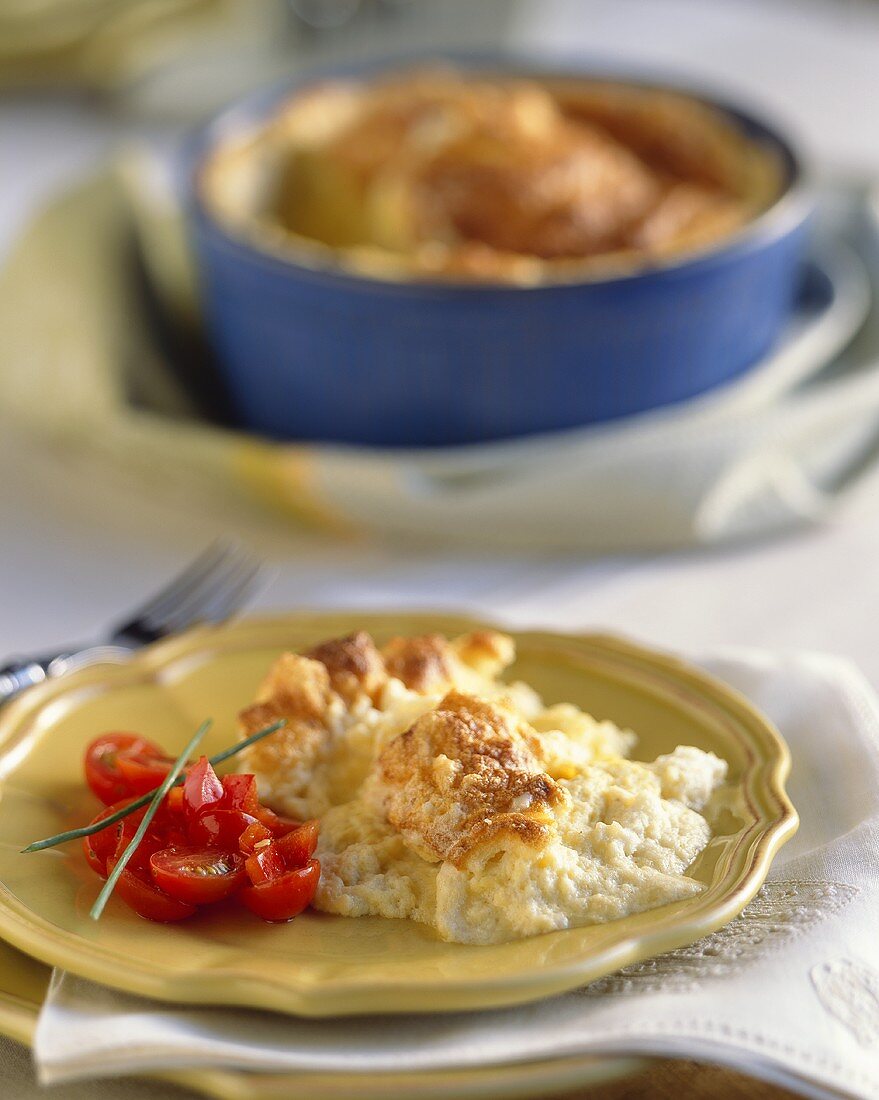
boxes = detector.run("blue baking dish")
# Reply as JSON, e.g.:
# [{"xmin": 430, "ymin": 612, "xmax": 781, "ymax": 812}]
[{"xmin": 185, "ymin": 56, "xmax": 813, "ymax": 448}]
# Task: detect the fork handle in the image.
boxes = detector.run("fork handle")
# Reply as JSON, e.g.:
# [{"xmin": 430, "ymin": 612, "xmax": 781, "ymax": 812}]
[
  {"xmin": 0, "ymin": 646, "xmax": 134, "ymax": 706},
  {"xmin": 0, "ymin": 657, "xmax": 56, "ymax": 702}
]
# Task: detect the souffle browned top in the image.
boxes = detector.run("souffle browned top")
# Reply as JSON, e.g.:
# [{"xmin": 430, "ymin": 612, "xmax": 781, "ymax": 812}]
[{"xmin": 201, "ymin": 68, "xmax": 782, "ymax": 284}]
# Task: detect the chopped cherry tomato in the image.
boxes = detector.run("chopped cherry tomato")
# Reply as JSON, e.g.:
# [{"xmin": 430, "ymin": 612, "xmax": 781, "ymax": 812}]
[
  {"xmin": 81, "ymin": 797, "xmax": 142, "ymax": 877},
  {"xmin": 220, "ymin": 773, "xmax": 259, "ymax": 815},
  {"xmin": 81, "ymin": 731, "xmax": 320, "ymax": 926},
  {"xmin": 82, "ymin": 831, "xmax": 112, "ymax": 878},
  {"xmin": 113, "ymin": 818, "xmax": 166, "ymax": 876},
  {"xmin": 189, "ymin": 808, "xmax": 256, "ymax": 849},
  {"xmin": 84, "ymin": 733, "xmax": 164, "ymax": 805},
  {"xmin": 244, "ymin": 842, "xmax": 286, "ymax": 885},
  {"xmin": 105, "ymin": 858, "xmax": 197, "ymax": 922},
  {"xmin": 276, "ymin": 820, "xmax": 319, "ymax": 867},
  {"xmin": 115, "ymin": 750, "xmax": 174, "ymax": 797},
  {"xmin": 183, "ymin": 756, "xmax": 223, "ymax": 817},
  {"xmin": 165, "ymin": 786, "xmax": 184, "ymax": 815},
  {"xmin": 238, "ymin": 821, "xmax": 273, "ymax": 856},
  {"xmin": 240, "ymin": 860, "xmax": 320, "ymax": 922},
  {"xmin": 164, "ymin": 826, "xmax": 191, "ymax": 849},
  {"xmin": 151, "ymin": 792, "xmax": 189, "ymax": 838},
  {"xmin": 254, "ymin": 806, "xmax": 302, "ymax": 837},
  {"xmin": 150, "ymin": 847, "xmax": 246, "ymax": 906}
]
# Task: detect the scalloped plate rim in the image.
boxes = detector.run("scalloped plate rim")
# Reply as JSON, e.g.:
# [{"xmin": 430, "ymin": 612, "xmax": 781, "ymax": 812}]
[{"xmin": 0, "ymin": 612, "xmax": 797, "ymax": 1018}]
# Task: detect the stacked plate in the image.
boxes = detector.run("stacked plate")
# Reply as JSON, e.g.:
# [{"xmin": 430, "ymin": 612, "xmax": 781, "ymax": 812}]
[{"xmin": 0, "ymin": 612, "xmax": 797, "ymax": 1098}]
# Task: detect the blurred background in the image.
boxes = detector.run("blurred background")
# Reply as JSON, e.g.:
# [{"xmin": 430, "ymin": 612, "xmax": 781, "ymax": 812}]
[
  {"xmin": 1, "ymin": 0, "xmax": 879, "ymax": 673},
  {"xmin": 0, "ymin": 0, "xmax": 516, "ymax": 106}
]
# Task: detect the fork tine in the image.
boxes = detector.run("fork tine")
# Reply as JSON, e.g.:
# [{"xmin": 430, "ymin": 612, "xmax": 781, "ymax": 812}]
[
  {"xmin": 111, "ymin": 541, "xmax": 259, "ymax": 646},
  {"xmin": 115, "ymin": 540, "xmax": 235, "ymax": 632},
  {"xmin": 156, "ymin": 555, "xmax": 261, "ymax": 635},
  {"xmin": 184, "ymin": 562, "xmax": 263, "ymax": 629}
]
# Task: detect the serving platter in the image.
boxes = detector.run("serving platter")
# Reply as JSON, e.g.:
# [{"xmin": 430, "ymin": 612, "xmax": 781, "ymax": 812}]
[{"xmin": 0, "ymin": 613, "xmax": 797, "ymax": 1018}]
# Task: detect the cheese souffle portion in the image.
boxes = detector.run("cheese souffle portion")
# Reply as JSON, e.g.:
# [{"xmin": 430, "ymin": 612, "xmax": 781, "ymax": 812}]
[
  {"xmin": 237, "ymin": 631, "xmax": 727, "ymax": 945},
  {"xmin": 202, "ymin": 67, "xmax": 782, "ymax": 285}
]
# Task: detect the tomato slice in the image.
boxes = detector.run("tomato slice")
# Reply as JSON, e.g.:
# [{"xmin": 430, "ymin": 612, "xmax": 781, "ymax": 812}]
[
  {"xmin": 188, "ymin": 808, "xmax": 255, "ymax": 849},
  {"xmin": 238, "ymin": 821, "xmax": 273, "ymax": 856},
  {"xmin": 150, "ymin": 792, "xmax": 190, "ymax": 843},
  {"xmin": 81, "ymin": 797, "xmax": 142, "ymax": 878},
  {"xmin": 254, "ymin": 806, "xmax": 302, "ymax": 838},
  {"xmin": 183, "ymin": 756, "xmax": 224, "ymax": 817},
  {"xmin": 113, "ymin": 818, "xmax": 167, "ymax": 876},
  {"xmin": 220, "ymin": 773, "xmax": 260, "ymax": 815},
  {"xmin": 239, "ymin": 860, "xmax": 320, "ymax": 922},
  {"xmin": 244, "ymin": 842, "xmax": 286, "ymax": 885},
  {"xmin": 84, "ymin": 733, "xmax": 164, "ymax": 805},
  {"xmin": 115, "ymin": 750, "xmax": 174, "ymax": 797},
  {"xmin": 164, "ymin": 826, "xmax": 191, "ymax": 849},
  {"xmin": 105, "ymin": 858, "xmax": 197, "ymax": 922},
  {"xmin": 165, "ymin": 786, "xmax": 185, "ymax": 815},
  {"xmin": 276, "ymin": 820, "xmax": 319, "ymax": 867},
  {"xmin": 82, "ymin": 831, "xmax": 112, "ymax": 878},
  {"xmin": 150, "ymin": 847, "xmax": 246, "ymax": 905}
]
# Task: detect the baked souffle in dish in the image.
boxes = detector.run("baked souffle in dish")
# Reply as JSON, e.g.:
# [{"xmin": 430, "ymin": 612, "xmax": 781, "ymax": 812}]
[
  {"xmin": 200, "ymin": 66, "xmax": 783, "ymax": 285},
  {"xmin": 238, "ymin": 629, "xmax": 728, "ymax": 944}
]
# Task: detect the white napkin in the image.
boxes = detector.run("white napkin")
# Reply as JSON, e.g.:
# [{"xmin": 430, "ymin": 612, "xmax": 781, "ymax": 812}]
[{"xmin": 33, "ymin": 649, "xmax": 879, "ymax": 1099}]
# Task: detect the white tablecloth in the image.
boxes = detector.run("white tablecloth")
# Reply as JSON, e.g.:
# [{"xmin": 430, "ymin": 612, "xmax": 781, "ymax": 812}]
[{"xmin": 3, "ymin": 1, "xmax": 879, "ymax": 1096}]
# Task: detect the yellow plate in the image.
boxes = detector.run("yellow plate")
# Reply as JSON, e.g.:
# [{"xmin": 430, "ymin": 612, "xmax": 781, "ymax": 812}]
[
  {"xmin": 0, "ymin": 937, "xmax": 643, "ymax": 1100},
  {"xmin": 0, "ymin": 613, "xmax": 797, "ymax": 1017}
]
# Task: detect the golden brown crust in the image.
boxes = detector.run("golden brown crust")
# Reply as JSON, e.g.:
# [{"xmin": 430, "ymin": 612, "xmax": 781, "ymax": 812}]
[
  {"xmin": 200, "ymin": 68, "xmax": 780, "ymax": 285},
  {"xmin": 236, "ymin": 628, "xmax": 520, "ymax": 790},
  {"xmin": 446, "ymin": 813, "xmax": 549, "ymax": 865},
  {"xmin": 411, "ymin": 112, "xmax": 659, "ymax": 260},
  {"xmin": 381, "ymin": 633, "xmax": 457, "ymax": 692},
  {"xmin": 373, "ymin": 690, "xmax": 564, "ymax": 865},
  {"xmin": 452, "ymin": 630, "xmax": 515, "ymax": 677},
  {"xmin": 255, "ymin": 652, "xmax": 334, "ymax": 718},
  {"xmin": 238, "ymin": 653, "xmax": 336, "ymax": 779},
  {"xmin": 306, "ymin": 631, "xmax": 387, "ymax": 703},
  {"xmin": 554, "ymin": 81, "xmax": 754, "ymax": 193}
]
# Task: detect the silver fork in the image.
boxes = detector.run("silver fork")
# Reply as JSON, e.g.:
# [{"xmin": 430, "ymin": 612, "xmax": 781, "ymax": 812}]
[{"xmin": 0, "ymin": 541, "xmax": 262, "ymax": 705}]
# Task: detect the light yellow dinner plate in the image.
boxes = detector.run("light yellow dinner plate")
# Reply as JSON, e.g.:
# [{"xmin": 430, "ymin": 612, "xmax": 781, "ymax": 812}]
[
  {"xmin": 0, "ymin": 613, "xmax": 797, "ymax": 1018},
  {"xmin": 0, "ymin": 937, "xmax": 643, "ymax": 1100}
]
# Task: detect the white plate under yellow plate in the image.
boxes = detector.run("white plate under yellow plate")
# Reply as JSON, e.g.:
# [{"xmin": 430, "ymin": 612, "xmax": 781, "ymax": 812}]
[{"xmin": 0, "ymin": 613, "xmax": 797, "ymax": 1018}]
